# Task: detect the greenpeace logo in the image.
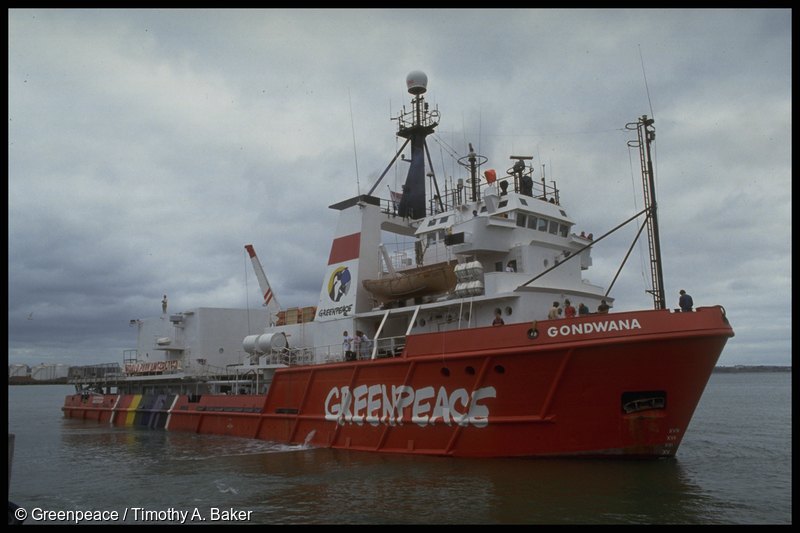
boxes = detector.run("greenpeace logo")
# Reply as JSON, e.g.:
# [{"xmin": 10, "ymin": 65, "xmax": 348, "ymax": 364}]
[
  {"xmin": 324, "ymin": 384, "xmax": 496, "ymax": 428},
  {"xmin": 547, "ymin": 318, "xmax": 642, "ymax": 338},
  {"xmin": 318, "ymin": 304, "xmax": 353, "ymax": 317}
]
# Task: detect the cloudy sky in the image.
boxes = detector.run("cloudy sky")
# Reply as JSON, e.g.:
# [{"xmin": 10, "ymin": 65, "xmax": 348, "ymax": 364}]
[{"xmin": 9, "ymin": 9, "xmax": 791, "ymax": 368}]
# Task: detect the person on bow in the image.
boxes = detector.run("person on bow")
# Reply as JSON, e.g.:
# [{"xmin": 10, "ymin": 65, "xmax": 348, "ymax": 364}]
[{"xmin": 679, "ymin": 290, "xmax": 694, "ymax": 312}]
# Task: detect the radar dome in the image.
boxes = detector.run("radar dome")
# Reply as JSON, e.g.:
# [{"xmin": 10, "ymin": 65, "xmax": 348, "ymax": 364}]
[{"xmin": 406, "ymin": 71, "xmax": 428, "ymax": 95}]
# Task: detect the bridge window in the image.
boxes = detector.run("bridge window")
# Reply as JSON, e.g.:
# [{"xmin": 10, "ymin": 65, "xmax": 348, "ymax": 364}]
[{"xmin": 538, "ymin": 218, "xmax": 549, "ymax": 232}]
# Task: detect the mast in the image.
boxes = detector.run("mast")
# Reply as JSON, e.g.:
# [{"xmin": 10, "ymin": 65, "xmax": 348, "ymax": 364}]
[
  {"xmin": 457, "ymin": 143, "xmax": 487, "ymax": 202},
  {"xmin": 395, "ymin": 71, "xmax": 439, "ymax": 219},
  {"xmin": 467, "ymin": 144, "xmax": 480, "ymax": 201},
  {"xmin": 627, "ymin": 116, "xmax": 666, "ymax": 310}
]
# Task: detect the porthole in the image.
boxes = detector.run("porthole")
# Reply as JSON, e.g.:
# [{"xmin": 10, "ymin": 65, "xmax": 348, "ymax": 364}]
[
  {"xmin": 440, "ymin": 367, "xmax": 450, "ymax": 377},
  {"xmin": 465, "ymin": 366, "xmax": 475, "ymax": 375},
  {"xmin": 505, "ymin": 306, "xmax": 513, "ymax": 316},
  {"xmin": 543, "ymin": 259, "xmax": 549, "ymax": 268},
  {"xmin": 494, "ymin": 365, "xmax": 505, "ymax": 374},
  {"xmin": 419, "ymin": 318, "xmax": 426, "ymax": 327}
]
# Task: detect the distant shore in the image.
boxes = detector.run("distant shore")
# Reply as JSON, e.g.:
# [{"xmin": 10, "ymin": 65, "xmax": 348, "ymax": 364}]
[
  {"xmin": 7, "ymin": 376, "xmax": 68, "ymax": 385},
  {"xmin": 713, "ymin": 365, "xmax": 791, "ymax": 373}
]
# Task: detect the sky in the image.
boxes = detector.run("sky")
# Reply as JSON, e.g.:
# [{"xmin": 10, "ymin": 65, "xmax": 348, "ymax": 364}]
[{"xmin": 8, "ymin": 9, "xmax": 791, "ymax": 369}]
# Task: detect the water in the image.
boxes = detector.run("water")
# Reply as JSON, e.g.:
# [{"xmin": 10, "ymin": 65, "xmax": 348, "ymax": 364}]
[{"xmin": 8, "ymin": 373, "xmax": 791, "ymax": 524}]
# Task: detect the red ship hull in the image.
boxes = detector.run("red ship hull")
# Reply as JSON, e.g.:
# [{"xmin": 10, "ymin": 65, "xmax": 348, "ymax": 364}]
[{"xmin": 62, "ymin": 307, "xmax": 733, "ymax": 458}]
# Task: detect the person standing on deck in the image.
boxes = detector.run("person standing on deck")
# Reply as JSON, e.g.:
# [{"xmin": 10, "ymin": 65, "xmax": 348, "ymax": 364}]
[
  {"xmin": 493, "ymin": 311, "xmax": 505, "ymax": 326},
  {"xmin": 564, "ymin": 299, "xmax": 576, "ymax": 318},
  {"xmin": 343, "ymin": 331, "xmax": 354, "ymax": 361},
  {"xmin": 548, "ymin": 302, "xmax": 560, "ymax": 320},
  {"xmin": 679, "ymin": 290, "xmax": 694, "ymax": 312}
]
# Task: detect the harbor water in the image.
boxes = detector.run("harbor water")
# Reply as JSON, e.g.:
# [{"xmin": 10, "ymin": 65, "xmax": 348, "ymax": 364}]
[{"xmin": 7, "ymin": 372, "xmax": 791, "ymax": 524}]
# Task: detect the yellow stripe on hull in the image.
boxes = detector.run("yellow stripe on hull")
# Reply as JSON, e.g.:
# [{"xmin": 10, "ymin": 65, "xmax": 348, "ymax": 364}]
[{"xmin": 125, "ymin": 395, "xmax": 143, "ymax": 426}]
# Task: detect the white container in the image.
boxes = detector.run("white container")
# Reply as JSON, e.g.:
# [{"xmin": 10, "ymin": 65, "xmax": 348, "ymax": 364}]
[
  {"xmin": 8, "ymin": 364, "xmax": 27, "ymax": 377},
  {"xmin": 243, "ymin": 332, "xmax": 287, "ymax": 354}
]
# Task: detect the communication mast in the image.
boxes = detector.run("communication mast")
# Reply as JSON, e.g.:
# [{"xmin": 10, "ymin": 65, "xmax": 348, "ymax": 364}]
[{"xmin": 627, "ymin": 116, "xmax": 666, "ymax": 310}]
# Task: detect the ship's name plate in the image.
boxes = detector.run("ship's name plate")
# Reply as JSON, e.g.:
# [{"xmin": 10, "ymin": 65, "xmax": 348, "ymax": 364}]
[{"xmin": 547, "ymin": 318, "xmax": 642, "ymax": 338}]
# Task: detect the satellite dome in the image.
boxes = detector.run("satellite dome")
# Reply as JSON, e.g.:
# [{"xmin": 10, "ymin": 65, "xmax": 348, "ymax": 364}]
[{"xmin": 406, "ymin": 71, "xmax": 428, "ymax": 95}]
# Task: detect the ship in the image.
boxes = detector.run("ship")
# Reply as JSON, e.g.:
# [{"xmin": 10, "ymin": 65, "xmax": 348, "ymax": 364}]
[{"xmin": 62, "ymin": 71, "xmax": 734, "ymax": 458}]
